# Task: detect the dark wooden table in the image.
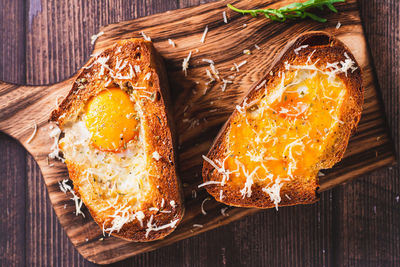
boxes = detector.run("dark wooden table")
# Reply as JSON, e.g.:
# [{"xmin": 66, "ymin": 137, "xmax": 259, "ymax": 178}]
[{"xmin": 0, "ymin": 1, "xmax": 398, "ymax": 266}]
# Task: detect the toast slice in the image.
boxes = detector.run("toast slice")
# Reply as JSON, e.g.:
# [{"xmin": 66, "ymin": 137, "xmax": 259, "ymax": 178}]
[
  {"xmin": 50, "ymin": 38, "xmax": 184, "ymax": 241},
  {"xmin": 202, "ymin": 31, "xmax": 363, "ymax": 209}
]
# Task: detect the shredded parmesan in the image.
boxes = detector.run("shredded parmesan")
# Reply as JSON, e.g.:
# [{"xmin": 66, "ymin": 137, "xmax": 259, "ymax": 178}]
[
  {"xmin": 336, "ymin": 21, "xmax": 341, "ymax": 29},
  {"xmin": 239, "ymin": 163, "xmax": 259, "ymax": 198},
  {"xmin": 182, "ymin": 51, "xmax": 192, "ymax": 76},
  {"xmin": 254, "ymin": 44, "xmax": 261, "ymax": 50},
  {"xmin": 234, "ymin": 60, "xmax": 247, "ymax": 72},
  {"xmin": 221, "ymin": 207, "xmax": 229, "ymax": 217},
  {"xmin": 210, "ymin": 64, "xmax": 220, "ymax": 80},
  {"xmin": 219, "ymin": 190, "xmax": 224, "ymax": 200},
  {"xmin": 223, "ymin": 11, "xmax": 228, "ymax": 23},
  {"xmin": 193, "ymin": 224, "xmax": 203, "ymax": 228},
  {"xmin": 26, "ymin": 121, "xmax": 37, "ymax": 144},
  {"xmin": 205, "ymin": 69, "xmax": 215, "ymax": 85},
  {"xmin": 145, "ymin": 215, "xmax": 179, "ymax": 238},
  {"xmin": 170, "ymin": 200, "xmax": 176, "ymax": 208},
  {"xmin": 200, "ymin": 25, "xmax": 209, "ymax": 43},
  {"xmin": 58, "ymin": 179, "xmax": 85, "ymax": 217},
  {"xmin": 48, "ymin": 126, "xmax": 64, "ymax": 162},
  {"xmin": 198, "ymin": 180, "xmax": 223, "ymax": 188},
  {"xmin": 140, "ymin": 31, "xmax": 151, "ymax": 41},
  {"xmin": 202, "ymin": 58, "xmax": 214, "ymax": 64},
  {"xmin": 221, "ymin": 79, "xmax": 233, "ymax": 92},
  {"xmin": 144, "ymin": 72, "xmax": 151, "ymax": 80},
  {"xmin": 202, "ymin": 155, "xmax": 237, "ymax": 186},
  {"xmin": 294, "ymin": 45, "xmax": 309, "ymax": 55},
  {"xmin": 262, "ymin": 177, "xmax": 283, "ymax": 210},
  {"xmin": 168, "ymin": 38, "xmax": 176, "ymax": 47},
  {"xmin": 201, "ymin": 197, "xmax": 210, "ymax": 215},
  {"xmin": 90, "ymin": 31, "xmax": 104, "ymax": 45}
]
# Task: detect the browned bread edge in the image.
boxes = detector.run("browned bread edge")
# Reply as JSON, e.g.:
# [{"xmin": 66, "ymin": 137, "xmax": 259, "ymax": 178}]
[
  {"xmin": 202, "ymin": 31, "xmax": 364, "ymax": 209},
  {"xmin": 50, "ymin": 39, "xmax": 185, "ymax": 241}
]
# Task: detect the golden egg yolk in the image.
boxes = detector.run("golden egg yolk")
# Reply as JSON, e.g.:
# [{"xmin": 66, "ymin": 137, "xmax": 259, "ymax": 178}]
[
  {"xmin": 226, "ymin": 70, "xmax": 346, "ymax": 185},
  {"xmin": 85, "ymin": 87, "xmax": 139, "ymax": 152}
]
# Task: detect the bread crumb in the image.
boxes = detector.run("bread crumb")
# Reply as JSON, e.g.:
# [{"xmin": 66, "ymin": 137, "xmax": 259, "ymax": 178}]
[{"xmin": 91, "ymin": 31, "xmax": 104, "ymax": 45}]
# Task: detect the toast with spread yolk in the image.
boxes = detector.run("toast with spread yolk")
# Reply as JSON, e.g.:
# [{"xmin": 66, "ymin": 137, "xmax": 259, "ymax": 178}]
[
  {"xmin": 51, "ymin": 38, "xmax": 184, "ymax": 241},
  {"xmin": 202, "ymin": 32, "xmax": 363, "ymax": 209}
]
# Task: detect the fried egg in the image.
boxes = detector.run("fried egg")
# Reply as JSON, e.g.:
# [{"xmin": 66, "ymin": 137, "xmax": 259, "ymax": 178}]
[{"xmin": 59, "ymin": 86, "xmax": 151, "ymax": 221}]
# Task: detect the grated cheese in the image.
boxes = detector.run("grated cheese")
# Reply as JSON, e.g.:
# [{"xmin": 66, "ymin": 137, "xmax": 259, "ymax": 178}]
[
  {"xmin": 202, "ymin": 154, "xmax": 237, "ymax": 186},
  {"xmin": 58, "ymin": 179, "xmax": 85, "ymax": 217},
  {"xmin": 182, "ymin": 51, "xmax": 192, "ymax": 76},
  {"xmin": 26, "ymin": 121, "xmax": 38, "ymax": 144},
  {"xmin": 223, "ymin": 11, "xmax": 228, "ymax": 23},
  {"xmin": 336, "ymin": 21, "xmax": 341, "ymax": 29},
  {"xmin": 238, "ymin": 161, "xmax": 259, "ymax": 198},
  {"xmin": 262, "ymin": 177, "xmax": 283, "ymax": 210},
  {"xmin": 145, "ymin": 215, "xmax": 179, "ymax": 238},
  {"xmin": 193, "ymin": 224, "xmax": 203, "ymax": 228},
  {"xmin": 219, "ymin": 190, "xmax": 224, "ymax": 200},
  {"xmin": 254, "ymin": 44, "xmax": 261, "ymax": 50},
  {"xmin": 294, "ymin": 45, "xmax": 309, "ymax": 55},
  {"xmin": 234, "ymin": 60, "xmax": 247, "ymax": 72},
  {"xmin": 221, "ymin": 79, "xmax": 233, "ymax": 92},
  {"xmin": 205, "ymin": 69, "xmax": 215, "ymax": 85},
  {"xmin": 140, "ymin": 31, "xmax": 151, "ymax": 41},
  {"xmin": 200, "ymin": 25, "xmax": 209, "ymax": 43},
  {"xmin": 202, "ymin": 58, "xmax": 214, "ymax": 64},
  {"xmin": 221, "ymin": 207, "xmax": 229, "ymax": 217},
  {"xmin": 144, "ymin": 72, "xmax": 151, "ymax": 80},
  {"xmin": 210, "ymin": 64, "xmax": 220, "ymax": 80},
  {"xmin": 168, "ymin": 38, "xmax": 176, "ymax": 47},
  {"xmin": 201, "ymin": 197, "xmax": 211, "ymax": 215},
  {"xmin": 48, "ymin": 126, "xmax": 64, "ymax": 162},
  {"xmin": 90, "ymin": 31, "xmax": 104, "ymax": 45},
  {"xmin": 170, "ymin": 200, "xmax": 176, "ymax": 208},
  {"xmin": 198, "ymin": 180, "xmax": 223, "ymax": 188}
]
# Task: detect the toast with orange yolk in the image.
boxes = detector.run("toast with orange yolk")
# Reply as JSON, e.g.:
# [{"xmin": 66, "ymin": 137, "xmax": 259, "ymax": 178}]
[
  {"xmin": 51, "ymin": 38, "xmax": 184, "ymax": 241},
  {"xmin": 202, "ymin": 32, "xmax": 363, "ymax": 209}
]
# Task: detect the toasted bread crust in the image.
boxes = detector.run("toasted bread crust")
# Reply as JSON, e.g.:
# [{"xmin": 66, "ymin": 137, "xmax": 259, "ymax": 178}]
[
  {"xmin": 202, "ymin": 31, "xmax": 364, "ymax": 208},
  {"xmin": 51, "ymin": 39, "xmax": 184, "ymax": 241}
]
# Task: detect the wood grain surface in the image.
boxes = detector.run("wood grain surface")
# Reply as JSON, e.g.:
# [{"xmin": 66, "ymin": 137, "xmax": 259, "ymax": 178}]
[{"xmin": 0, "ymin": 0, "xmax": 399, "ymax": 266}]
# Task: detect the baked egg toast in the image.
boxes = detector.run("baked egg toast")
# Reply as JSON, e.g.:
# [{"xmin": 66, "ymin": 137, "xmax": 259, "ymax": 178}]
[
  {"xmin": 51, "ymin": 38, "xmax": 184, "ymax": 241},
  {"xmin": 202, "ymin": 32, "xmax": 364, "ymax": 209}
]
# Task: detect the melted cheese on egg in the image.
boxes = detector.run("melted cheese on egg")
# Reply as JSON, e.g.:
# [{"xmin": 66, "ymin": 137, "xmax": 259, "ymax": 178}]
[
  {"xmin": 59, "ymin": 87, "xmax": 151, "ymax": 232},
  {"xmin": 225, "ymin": 69, "xmax": 346, "ymax": 201}
]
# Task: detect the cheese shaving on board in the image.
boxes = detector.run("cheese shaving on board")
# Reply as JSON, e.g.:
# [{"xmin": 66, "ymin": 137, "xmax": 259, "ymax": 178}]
[
  {"xmin": 140, "ymin": 31, "xmax": 151, "ymax": 41},
  {"xmin": 201, "ymin": 197, "xmax": 211, "ymax": 215},
  {"xmin": 26, "ymin": 121, "xmax": 38, "ymax": 144},
  {"xmin": 200, "ymin": 25, "xmax": 209, "ymax": 43},
  {"xmin": 168, "ymin": 38, "xmax": 176, "ymax": 47},
  {"xmin": 223, "ymin": 11, "xmax": 228, "ymax": 23},
  {"xmin": 145, "ymin": 215, "xmax": 179, "ymax": 238},
  {"xmin": 182, "ymin": 51, "xmax": 192, "ymax": 76}
]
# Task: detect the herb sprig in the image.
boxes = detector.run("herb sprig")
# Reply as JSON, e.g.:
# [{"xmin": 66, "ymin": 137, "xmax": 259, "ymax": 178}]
[{"xmin": 227, "ymin": 0, "xmax": 345, "ymax": 23}]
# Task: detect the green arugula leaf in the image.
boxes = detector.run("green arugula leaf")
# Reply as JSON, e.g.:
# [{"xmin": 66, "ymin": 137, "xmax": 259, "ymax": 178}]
[{"xmin": 227, "ymin": 0, "xmax": 345, "ymax": 23}]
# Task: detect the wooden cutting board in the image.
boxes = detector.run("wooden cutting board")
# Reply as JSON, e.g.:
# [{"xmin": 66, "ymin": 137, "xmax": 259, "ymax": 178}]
[{"xmin": 0, "ymin": 0, "xmax": 396, "ymax": 264}]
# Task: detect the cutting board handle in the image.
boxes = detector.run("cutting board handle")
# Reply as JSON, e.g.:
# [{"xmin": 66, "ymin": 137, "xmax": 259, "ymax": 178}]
[{"xmin": 0, "ymin": 78, "xmax": 74, "ymax": 143}]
